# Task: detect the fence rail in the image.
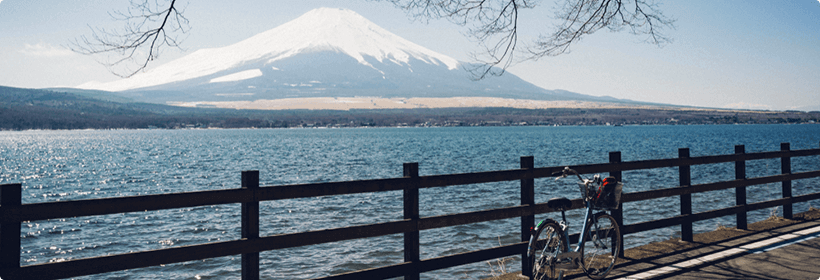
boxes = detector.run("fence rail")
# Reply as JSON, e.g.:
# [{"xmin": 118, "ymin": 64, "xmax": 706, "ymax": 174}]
[{"xmin": 1, "ymin": 143, "xmax": 819, "ymax": 279}]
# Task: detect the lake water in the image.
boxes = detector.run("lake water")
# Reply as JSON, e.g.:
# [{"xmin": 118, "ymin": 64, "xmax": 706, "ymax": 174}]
[{"xmin": 2, "ymin": 124, "xmax": 819, "ymax": 279}]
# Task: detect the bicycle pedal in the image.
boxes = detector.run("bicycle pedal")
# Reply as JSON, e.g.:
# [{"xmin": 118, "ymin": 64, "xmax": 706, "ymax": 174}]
[{"xmin": 556, "ymin": 251, "xmax": 580, "ymax": 260}]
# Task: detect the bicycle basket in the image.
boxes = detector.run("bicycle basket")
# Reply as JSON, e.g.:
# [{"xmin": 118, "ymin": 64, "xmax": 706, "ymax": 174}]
[{"xmin": 580, "ymin": 180, "xmax": 623, "ymax": 210}]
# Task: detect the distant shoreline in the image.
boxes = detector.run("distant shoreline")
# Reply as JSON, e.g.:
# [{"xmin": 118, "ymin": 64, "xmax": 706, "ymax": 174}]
[
  {"xmin": 167, "ymin": 96, "xmax": 757, "ymax": 112},
  {"xmin": 3, "ymin": 122, "xmax": 818, "ymax": 133}
]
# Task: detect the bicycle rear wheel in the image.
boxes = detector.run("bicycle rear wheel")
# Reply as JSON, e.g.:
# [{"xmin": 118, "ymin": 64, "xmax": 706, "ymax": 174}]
[
  {"xmin": 529, "ymin": 220, "xmax": 568, "ymax": 280},
  {"xmin": 579, "ymin": 213, "xmax": 621, "ymax": 279}
]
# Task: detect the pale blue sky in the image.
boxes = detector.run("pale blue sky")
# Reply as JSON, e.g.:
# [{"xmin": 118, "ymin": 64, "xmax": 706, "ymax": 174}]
[{"xmin": 1, "ymin": 0, "xmax": 819, "ymax": 110}]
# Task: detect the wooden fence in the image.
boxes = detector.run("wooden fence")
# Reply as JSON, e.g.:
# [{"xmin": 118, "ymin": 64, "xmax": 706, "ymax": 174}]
[{"xmin": 1, "ymin": 142, "xmax": 820, "ymax": 279}]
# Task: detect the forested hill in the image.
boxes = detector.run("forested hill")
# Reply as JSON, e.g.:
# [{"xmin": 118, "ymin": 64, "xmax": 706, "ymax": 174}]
[
  {"xmin": 1, "ymin": 86, "xmax": 817, "ymax": 131},
  {"xmin": 0, "ymin": 86, "xmax": 250, "ymax": 130}
]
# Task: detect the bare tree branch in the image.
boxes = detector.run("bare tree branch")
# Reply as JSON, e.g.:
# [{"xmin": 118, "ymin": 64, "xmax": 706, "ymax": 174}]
[
  {"xmin": 531, "ymin": 0, "xmax": 674, "ymax": 59},
  {"xmin": 384, "ymin": 0, "xmax": 536, "ymax": 79},
  {"xmin": 383, "ymin": 0, "xmax": 674, "ymax": 79},
  {"xmin": 70, "ymin": 0, "xmax": 189, "ymax": 78}
]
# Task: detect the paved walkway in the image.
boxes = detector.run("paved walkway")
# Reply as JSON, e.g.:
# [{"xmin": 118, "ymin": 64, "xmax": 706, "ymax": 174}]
[{"xmin": 608, "ymin": 221, "xmax": 820, "ymax": 280}]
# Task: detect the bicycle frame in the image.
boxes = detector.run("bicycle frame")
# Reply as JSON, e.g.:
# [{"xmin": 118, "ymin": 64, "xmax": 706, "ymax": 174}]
[
  {"xmin": 529, "ymin": 184, "xmax": 596, "ymax": 257},
  {"xmin": 574, "ymin": 199, "xmax": 595, "ymax": 251},
  {"xmin": 527, "ymin": 199, "xmax": 588, "ymax": 259}
]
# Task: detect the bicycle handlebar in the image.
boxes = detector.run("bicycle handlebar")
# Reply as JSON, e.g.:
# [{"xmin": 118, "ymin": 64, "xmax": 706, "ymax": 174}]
[{"xmin": 554, "ymin": 167, "xmax": 585, "ymax": 182}]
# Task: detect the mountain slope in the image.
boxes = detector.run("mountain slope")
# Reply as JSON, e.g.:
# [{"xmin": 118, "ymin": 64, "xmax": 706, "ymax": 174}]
[{"xmin": 77, "ymin": 7, "xmax": 619, "ymax": 104}]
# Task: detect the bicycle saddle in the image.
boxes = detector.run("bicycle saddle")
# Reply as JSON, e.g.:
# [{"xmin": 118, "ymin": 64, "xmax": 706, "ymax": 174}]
[{"xmin": 547, "ymin": 197, "xmax": 572, "ymax": 210}]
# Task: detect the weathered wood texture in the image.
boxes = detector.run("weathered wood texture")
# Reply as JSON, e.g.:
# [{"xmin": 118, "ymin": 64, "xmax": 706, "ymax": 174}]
[{"xmin": 1, "ymin": 144, "xmax": 819, "ymax": 280}]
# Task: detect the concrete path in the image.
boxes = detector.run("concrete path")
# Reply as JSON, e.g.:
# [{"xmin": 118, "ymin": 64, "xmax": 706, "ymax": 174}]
[
  {"xmin": 667, "ymin": 235, "xmax": 820, "ymax": 280},
  {"xmin": 608, "ymin": 221, "xmax": 820, "ymax": 280}
]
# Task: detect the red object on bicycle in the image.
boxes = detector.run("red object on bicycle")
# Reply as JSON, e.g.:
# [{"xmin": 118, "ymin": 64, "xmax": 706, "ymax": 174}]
[{"xmin": 596, "ymin": 176, "xmax": 618, "ymax": 204}]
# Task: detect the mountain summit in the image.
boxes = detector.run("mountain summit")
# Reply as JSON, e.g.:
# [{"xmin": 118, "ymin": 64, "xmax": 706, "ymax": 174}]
[{"xmin": 79, "ymin": 8, "xmax": 604, "ymax": 104}]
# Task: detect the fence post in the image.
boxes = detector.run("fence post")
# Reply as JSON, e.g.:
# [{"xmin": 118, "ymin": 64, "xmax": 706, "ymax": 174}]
[
  {"xmin": 781, "ymin": 143, "xmax": 792, "ymax": 219},
  {"xmin": 403, "ymin": 163, "xmax": 420, "ymax": 280},
  {"xmin": 520, "ymin": 156, "xmax": 535, "ymax": 279},
  {"xmin": 241, "ymin": 171, "xmax": 260, "ymax": 280},
  {"xmin": 608, "ymin": 152, "xmax": 624, "ymax": 258},
  {"xmin": 0, "ymin": 184, "xmax": 21, "ymax": 273},
  {"xmin": 735, "ymin": 145, "xmax": 747, "ymax": 230},
  {"xmin": 679, "ymin": 148, "xmax": 693, "ymax": 242}
]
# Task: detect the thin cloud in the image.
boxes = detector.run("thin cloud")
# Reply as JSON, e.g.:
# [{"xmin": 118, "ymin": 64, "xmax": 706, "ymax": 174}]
[
  {"xmin": 723, "ymin": 102, "xmax": 773, "ymax": 111},
  {"xmin": 20, "ymin": 43, "xmax": 74, "ymax": 57}
]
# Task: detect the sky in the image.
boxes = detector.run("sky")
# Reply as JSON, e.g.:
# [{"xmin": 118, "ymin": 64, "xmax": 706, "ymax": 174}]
[{"xmin": 1, "ymin": 0, "xmax": 819, "ymax": 111}]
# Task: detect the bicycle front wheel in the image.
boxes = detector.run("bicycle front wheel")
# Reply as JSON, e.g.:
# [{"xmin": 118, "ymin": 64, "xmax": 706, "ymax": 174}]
[
  {"xmin": 579, "ymin": 213, "xmax": 621, "ymax": 279},
  {"xmin": 529, "ymin": 220, "xmax": 568, "ymax": 280}
]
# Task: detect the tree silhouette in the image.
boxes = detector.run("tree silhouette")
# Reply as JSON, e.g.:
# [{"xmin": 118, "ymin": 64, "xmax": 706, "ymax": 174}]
[
  {"xmin": 386, "ymin": 0, "xmax": 675, "ymax": 79},
  {"xmin": 70, "ymin": 0, "xmax": 189, "ymax": 78}
]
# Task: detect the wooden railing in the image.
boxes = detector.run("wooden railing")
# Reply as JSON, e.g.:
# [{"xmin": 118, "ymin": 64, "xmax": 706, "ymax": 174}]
[{"xmin": 1, "ymin": 143, "xmax": 819, "ymax": 279}]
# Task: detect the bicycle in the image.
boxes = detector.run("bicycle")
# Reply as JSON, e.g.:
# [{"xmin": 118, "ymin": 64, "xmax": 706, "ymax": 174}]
[{"xmin": 527, "ymin": 167, "xmax": 623, "ymax": 280}]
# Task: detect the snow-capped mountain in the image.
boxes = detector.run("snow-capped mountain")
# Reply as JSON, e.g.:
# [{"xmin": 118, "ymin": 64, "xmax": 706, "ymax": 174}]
[{"xmin": 78, "ymin": 8, "xmax": 608, "ymax": 104}]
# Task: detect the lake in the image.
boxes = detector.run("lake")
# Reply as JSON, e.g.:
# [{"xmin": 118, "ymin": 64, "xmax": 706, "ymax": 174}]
[{"xmin": 1, "ymin": 124, "xmax": 819, "ymax": 279}]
